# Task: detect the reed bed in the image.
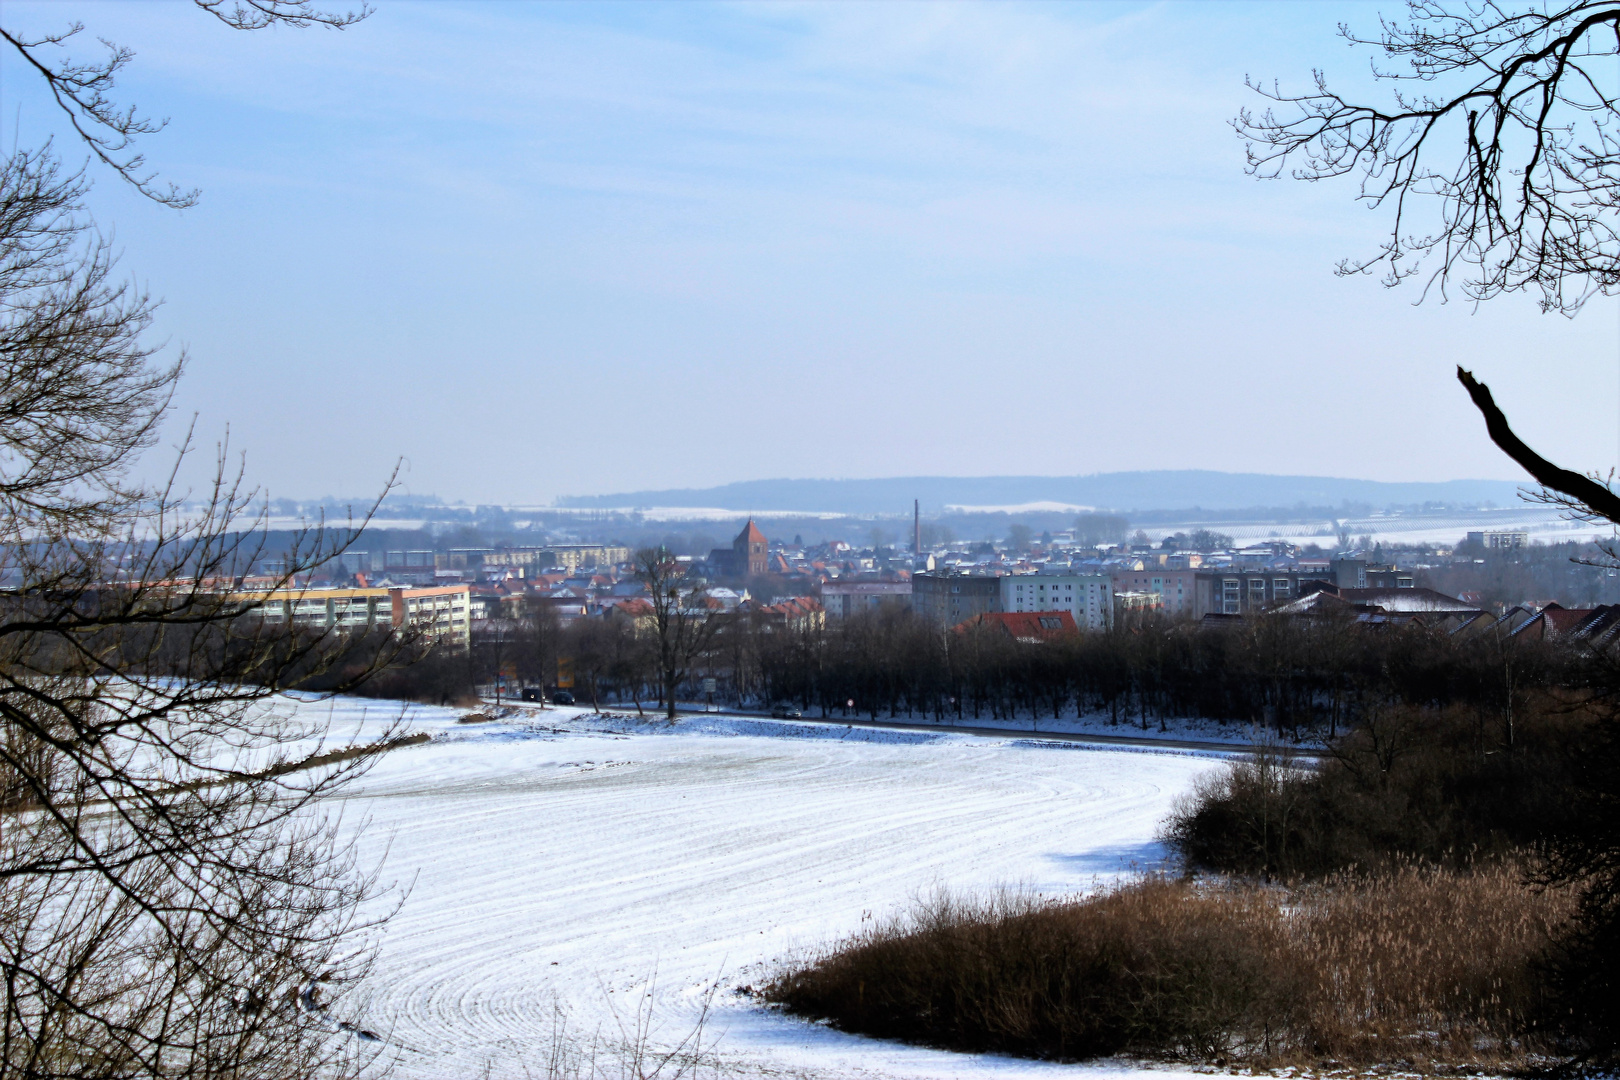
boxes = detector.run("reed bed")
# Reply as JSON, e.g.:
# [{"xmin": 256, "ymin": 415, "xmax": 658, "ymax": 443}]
[{"xmin": 764, "ymin": 861, "xmax": 1573, "ymax": 1068}]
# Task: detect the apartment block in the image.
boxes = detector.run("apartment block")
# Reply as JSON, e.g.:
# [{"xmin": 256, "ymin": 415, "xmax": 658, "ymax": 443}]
[
  {"xmin": 537, "ymin": 544, "xmax": 632, "ymax": 571},
  {"xmin": 820, "ymin": 580, "xmax": 913, "ymax": 619},
  {"xmin": 1465, "ymin": 530, "xmax": 1530, "ymax": 551},
  {"xmin": 911, "ymin": 572, "xmax": 1002, "ymax": 627},
  {"xmin": 233, "ymin": 584, "xmax": 471, "ymax": 646},
  {"xmin": 1001, "ymin": 574, "xmax": 1112, "ymax": 630},
  {"xmin": 1192, "ymin": 570, "xmax": 1326, "ymax": 617},
  {"xmin": 1109, "ymin": 568, "xmax": 1195, "ymax": 617}
]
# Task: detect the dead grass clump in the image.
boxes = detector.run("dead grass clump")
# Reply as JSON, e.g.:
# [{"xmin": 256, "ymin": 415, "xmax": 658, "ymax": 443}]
[
  {"xmin": 764, "ymin": 862, "xmax": 1574, "ymax": 1068},
  {"xmin": 1291, "ymin": 860, "xmax": 1572, "ymax": 1065},
  {"xmin": 765, "ymin": 879, "xmax": 1302, "ymax": 1061}
]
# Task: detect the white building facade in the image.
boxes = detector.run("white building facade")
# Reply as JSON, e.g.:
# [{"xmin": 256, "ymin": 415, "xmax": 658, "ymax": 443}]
[{"xmin": 1000, "ymin": 574, "xmax": 1112, "ymax": 630}]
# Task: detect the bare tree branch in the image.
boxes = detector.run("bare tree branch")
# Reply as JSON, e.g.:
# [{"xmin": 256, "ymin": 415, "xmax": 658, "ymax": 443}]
[
  {"xmin": 1457, "ymin": 365, "xmax": 1620, "ymax": 523},
  {"xmin": 0, "ymin": 144, "xmax": 402, "ymax": 1078},
  {"xmin": 1, "ymin": 0, "xmax": 371, "ymax": 208},
  {"xmin": 1239, "ymin": 1, "xmax": 1620, "ymax": 314}
]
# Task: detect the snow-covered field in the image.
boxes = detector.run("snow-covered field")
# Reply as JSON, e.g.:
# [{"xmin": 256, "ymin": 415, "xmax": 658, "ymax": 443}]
[{"xmin": 303, "ymin": 697, "xmax": 1228, "ymax": 1079}]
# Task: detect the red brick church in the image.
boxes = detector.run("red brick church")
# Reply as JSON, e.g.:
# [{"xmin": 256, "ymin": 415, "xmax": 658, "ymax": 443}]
[{"xmin": 707, "ymin": 519, "xmax": 768, "ymax": 580}]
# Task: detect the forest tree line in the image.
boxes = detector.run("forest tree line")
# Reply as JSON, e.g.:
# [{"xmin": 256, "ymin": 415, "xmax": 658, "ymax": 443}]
[{"xmin": 332, "ymin": 601, "xmax": 1578, "ymax": 743}]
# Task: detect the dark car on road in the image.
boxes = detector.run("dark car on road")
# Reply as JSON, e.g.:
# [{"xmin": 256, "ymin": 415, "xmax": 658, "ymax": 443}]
[
  {"xmin": 769, "ymin": 704, "xmax": 802, "ymax": 719},
  {"xmin": 551, "ymin": 691, "xmax": 575, "ymax": 706}
]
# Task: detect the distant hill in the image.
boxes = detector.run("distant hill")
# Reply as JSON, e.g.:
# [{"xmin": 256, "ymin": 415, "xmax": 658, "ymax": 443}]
[{"xmin": 556, "ymin": 471, "xmax": 1528, "ymax": 515}]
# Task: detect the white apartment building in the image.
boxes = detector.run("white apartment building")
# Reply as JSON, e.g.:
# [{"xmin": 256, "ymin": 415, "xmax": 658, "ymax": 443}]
[
  {"xmin": 1000, "ymin": 574, "xmax": 1112, "ymax": 630},
  {"xmin": 1465, "ymin": 530, "xmax": 1530, "ymax": 551},
  {"xmin": 1110, "ymin": 568, "xmax": 1196, "ymax": 616},
  {"xmin": 232, "ymin": 584, "xmax": 471, "ymax": 646}
]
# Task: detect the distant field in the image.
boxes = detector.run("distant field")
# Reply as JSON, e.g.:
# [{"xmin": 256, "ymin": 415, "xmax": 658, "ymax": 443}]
[{"xmin": 318, "ymin": 700, "xmax": 1223, "ymax": 1080}]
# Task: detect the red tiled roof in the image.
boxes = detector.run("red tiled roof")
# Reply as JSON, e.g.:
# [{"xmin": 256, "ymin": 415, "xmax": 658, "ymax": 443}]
[
  {"xmin": 737, "ymin": 519, "xmax": 767, "ymax": 544},
  {"xmin": 1544, "ymin": 607, "xmax": 1595, "ymax": 634},
  {"xmin": 761, "ymin": 596, "xmax": 822, "ymax": 617},
  {"xmin": 953, "ymin": 610, "xmax": 1078, "ymax": 641}
]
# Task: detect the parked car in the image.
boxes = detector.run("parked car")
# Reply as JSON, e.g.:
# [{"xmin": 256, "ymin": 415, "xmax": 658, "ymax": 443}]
[
  {"xmin": 551, "ymin": 690, "xmax": 575, "ymax": 706},
  {"xmin": 769, "ymin": 704, "xmax": 802, "ymax": 719}
]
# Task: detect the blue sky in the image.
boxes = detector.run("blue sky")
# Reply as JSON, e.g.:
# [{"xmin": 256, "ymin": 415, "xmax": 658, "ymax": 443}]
[{"xmin": 3, "ymin": 1, "xmax": 1615, "ymax": 504}]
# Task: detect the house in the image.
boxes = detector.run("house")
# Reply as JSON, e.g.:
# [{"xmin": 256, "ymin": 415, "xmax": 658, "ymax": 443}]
[
  {"xmin": 953, "ymin": 610, "xmax": 1078, "ymax": 643},
  {"xmin": 1509, "ymin": 603, "xmax": 1620, "ymax": 642},
  {"xmin": 747, "ymin": 596, "xmax": 826, "ymax": 633},
  {"xmin": 1274, "ymin": 584, "xmax": 1480, "ymax": 618},
  {"xmin": 1452, "ymin": 605, "xmax": 1537, "ymax": 638},
  {"xmin": 603, "ymin": 597, "xmax": 656, "ymax": 634},
  {"xmin": 1295, "ymin": 584, "xmax": 1478, "ymax": 614}
]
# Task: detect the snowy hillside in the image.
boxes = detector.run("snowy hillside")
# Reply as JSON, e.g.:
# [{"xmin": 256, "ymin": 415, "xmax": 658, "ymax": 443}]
[{"xmin": 306, "ymin": 698, "xmax": 1229, "ymax": 1079}]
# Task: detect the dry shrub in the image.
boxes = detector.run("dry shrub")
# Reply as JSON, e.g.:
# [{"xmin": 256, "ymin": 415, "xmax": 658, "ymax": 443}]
[
  {"xmin": 1162, "ymin": 703, "xmax": 1593, "ymax": 880},
  {"xmin": 765, "ymin": 862, "xmax": 1574, "ymax": 1068},
  {"xmin": 1291, "ymin": 861, "xmax": 1572, "ymax": 1065},
  {"xmin": 765, "ymin": 880, "xmax": 1299, "ymax": 1061}
]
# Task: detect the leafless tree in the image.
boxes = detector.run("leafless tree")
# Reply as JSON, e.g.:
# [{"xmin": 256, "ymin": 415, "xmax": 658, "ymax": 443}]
[
  {"xmin": 1239, "ymin": 1, "xmax": 1620, "ymax": 534},
  {"xmin": 0, "ymin": 0, "xmax": 407, "ymax": 1070},
  {"xmin": 1240, "ymin": 0, "xmax": 1620, "ymax": 314},
  {"xmin": 1246, "ymin": 9, "xmax": 1620, "ymax": 1054},
  {"xmin": 0, "ymin": 142, "xmax": 408, "ymax": 1078},
  {"xmin": 634, "ymin": 549, "xmax": 725, "ymax": 721}
]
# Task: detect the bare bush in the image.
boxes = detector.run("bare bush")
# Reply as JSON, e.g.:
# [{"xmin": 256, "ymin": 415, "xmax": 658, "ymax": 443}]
[
  {"xmin": 765, "ymin": 863, "xmax": 1573, "ymax": 1067},
  {"xmin": 1162, "ymin": 701, "xmax": 1592, "ymax": 879}
]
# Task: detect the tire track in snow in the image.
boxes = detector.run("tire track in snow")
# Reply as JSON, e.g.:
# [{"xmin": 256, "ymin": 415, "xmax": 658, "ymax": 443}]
[{"xmin": 340, "ymin": 725, "xmax": 1219, "ymax": 1078}]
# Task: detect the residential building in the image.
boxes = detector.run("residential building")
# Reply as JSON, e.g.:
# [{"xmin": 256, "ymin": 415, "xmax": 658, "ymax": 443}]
[
  {"xmin": 1276, "ymin": 585, "xmax": 1480, "ymax": 621},
  {"xmin": 1109, "ymin": 568, "xmax": 1194, "ymax": 617},
  {"xmin": 912, "ymin": 572, "xmax": 1002, "ymax": 627},
  {"xmin": 1192, "ymin": 568, "xmax": 1339, "ymax": 616},
  {"xmin": 232, "ymin": 584, "xmax": 471, "ymax": 646},
  {"xmin": 749, "ymin": 596, "xmax": 826, "ymax": 633},
  {"xmin": 436, "ymin": 548, "xmax": 496, "ymax": 571},
  {"xmin": 820, "ymin": 580, "xmax": 912, "ymax": 619},
  {"xmin": 536, "ymin": 544, "xmax": 632, "ymax": 571},
  {"xmin": 1001, "ymin": 574, "xmax": 1112, "ymax": 630},
  {"xmin": 953, "ymin": 610, "xmax": 1078, "ymax": 643},
  {"xmin": 1115, "ymin": 591, "xmax": 1163, "ymax": 619},
  {"xmin": 604, "ymin": 597, "xmax": 656, "ymax": 634},
  {"xmin": 1365, "ymin": 566, "xmax": 1416, "ymax": 588},
  {"xmin": 1466, "ymin": 530, "xmax": 1530, "ymax": 551}
]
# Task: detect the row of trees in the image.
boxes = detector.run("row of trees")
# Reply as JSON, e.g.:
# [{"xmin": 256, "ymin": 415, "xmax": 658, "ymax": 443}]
[{"xmin": 373, "ymin": 596, "xmax": 1578, "ymax": 754}]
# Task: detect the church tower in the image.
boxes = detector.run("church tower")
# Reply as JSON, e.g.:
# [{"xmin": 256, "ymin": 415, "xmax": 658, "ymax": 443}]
[{"xmin": 733, "ymin": 519, "xmax": 768, "ymax": 577}]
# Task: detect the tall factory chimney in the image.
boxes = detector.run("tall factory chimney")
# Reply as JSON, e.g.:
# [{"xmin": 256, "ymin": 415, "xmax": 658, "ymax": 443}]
[{"xmin": 913, "ymin": 499, "xmax": 921, "ymax": 557}]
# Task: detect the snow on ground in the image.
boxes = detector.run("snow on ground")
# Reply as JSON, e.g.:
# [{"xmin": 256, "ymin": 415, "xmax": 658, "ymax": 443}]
[
  {"xmin": 705, "ymin": 707, "xmax": 1306, "ymax": 748},
  {"xmin": 294, "ymin": 696, "xmax": 1232, "ymax": 1080}
]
